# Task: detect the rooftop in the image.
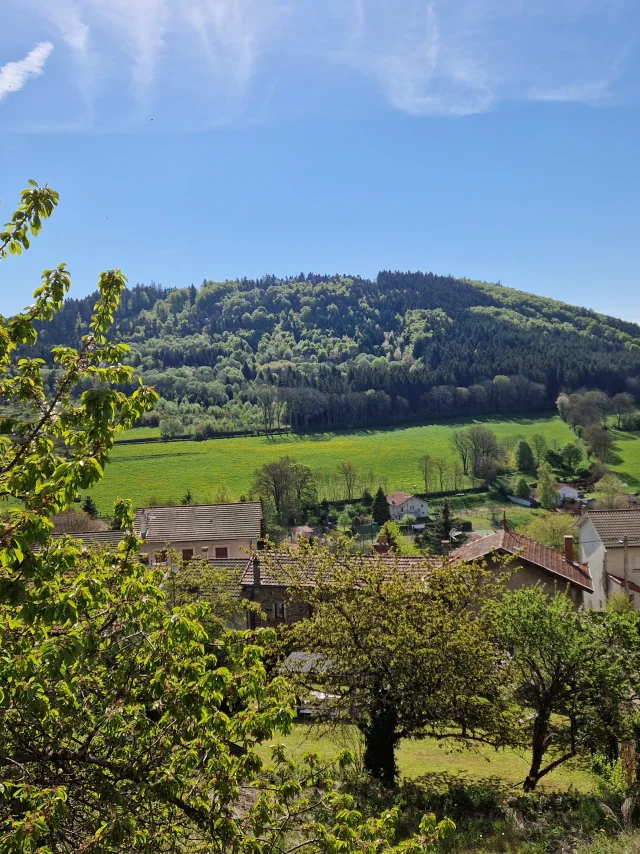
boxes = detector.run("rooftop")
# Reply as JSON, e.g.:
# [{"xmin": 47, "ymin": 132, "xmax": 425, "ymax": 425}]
[
  {"xmin": 450, "ymin": 529, "xmax": 593, "ymax": 592},
  {"xmin": 387, "ymin": 491, "xmax": 415, "ymax": 506},
  {"xmin": 241, "ymin": 552, "xmax": 439, "ymax": 587},
  {"xmin": 135, "ymin": 501, "xmax": 262, "ymax": 543},
  {"xmin": 575, "ymin": 509, "xmax": 640, "ymax": 548},
  {"xmin": 51, "ymin": 530, "xmax": 129, "ymax": 547}
]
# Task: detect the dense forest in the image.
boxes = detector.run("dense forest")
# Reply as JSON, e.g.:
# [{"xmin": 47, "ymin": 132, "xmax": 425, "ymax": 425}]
[{"xmin": 29, "ymin": 271, "xmax": 640, "ymax": 434}]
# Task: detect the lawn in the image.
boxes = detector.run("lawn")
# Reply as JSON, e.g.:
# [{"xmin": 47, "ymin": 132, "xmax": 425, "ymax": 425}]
[
  {"xmin": 87, "ymin": 414, "xmax": 640, "ymax": 512},
  {"xmin": 253, "ymin": 723, "xmax": 595, "ymax": 793}
]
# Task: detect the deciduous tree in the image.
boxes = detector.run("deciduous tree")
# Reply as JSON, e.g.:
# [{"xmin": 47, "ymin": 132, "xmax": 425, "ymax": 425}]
[{"xmin": 276, "ymin": 545, "xmax": 510, "ymax": 785}]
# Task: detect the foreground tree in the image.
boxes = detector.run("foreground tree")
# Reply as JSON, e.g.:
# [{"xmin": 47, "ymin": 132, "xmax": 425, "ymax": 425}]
[
  {"xmin": 1, "ymin": 183, "xmax": 443, "ymax": 853},
  {"xmin": 273, "ymin": 544, "xmax": 511, "ymax": 785},
  {"xmin": 493, "ymin": 588, "xmax": 640, "ymax": 792}
]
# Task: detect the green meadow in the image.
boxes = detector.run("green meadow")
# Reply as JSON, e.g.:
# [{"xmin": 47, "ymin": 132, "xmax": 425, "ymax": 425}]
[
  {"xmin": 87, "ymin": 414, "xmax": 640, "ymax": 511},
  {"xmin": 253, "ymin": 723, "xmax": 594, "ymax": 793}
]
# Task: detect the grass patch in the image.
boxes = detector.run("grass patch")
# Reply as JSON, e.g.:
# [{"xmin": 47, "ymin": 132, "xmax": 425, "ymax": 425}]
[
  {"xmin": 254, "ymin": 723, "xmax": 595, "ymax": 794},
  {"xmin": 88, "ymin": 414, "xmax": 640, "ymax": 511}
]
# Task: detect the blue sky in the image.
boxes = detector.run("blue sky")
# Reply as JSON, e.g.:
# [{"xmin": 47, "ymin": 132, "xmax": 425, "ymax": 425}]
[{"xmin": 1, "ymin": 0, "xmax": 640, "ymax": 321}]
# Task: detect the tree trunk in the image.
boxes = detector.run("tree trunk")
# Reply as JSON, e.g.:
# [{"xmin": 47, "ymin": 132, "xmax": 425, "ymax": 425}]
[
  {"xmin": 362, "ymin": 705, "xmax": 398, "ymax": 786},
  {"xmin": 524, "ymin": 710, "xmax": 550, "ymax": 792}
]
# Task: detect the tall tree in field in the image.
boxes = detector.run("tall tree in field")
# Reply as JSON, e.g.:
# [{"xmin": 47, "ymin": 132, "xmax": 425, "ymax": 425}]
[
  {"xmin": 274, "ymin": 545, "xmax": 510, "ymax": 785},
  {"xmin": 451, "ymin": 431, "xmax": 473, "ymax": 476},
  {"xmin": 515, "ymin": 440, "xmax": 535, "ymax": 473},
  {"xmin": 0, "ymin": 182, "xmax": 440, "ymax": 854},
  {"xmin": 594, "ymin": 474, "xmax": 627, "ymax": 509},
  {"xmin": 337, "ymin": 460, "xmax": 359, "ymax": 501},
  {"xmin": 536, "ymin": 462, "xmax": 559, "ymax": 510},
  {"xmin": 610, "ymin": 392, "xmax": 636, "ymax": 429},
  {"xmin": 530, "ymin": 433, "xmax": 548, "ymax": 465},
  {"xmin": 372, "ymin": 486, "xmax": 391, "ymax": 525},
  {"xmin": 584, "ymin": 424, "xmax": 614, "ymax": 462},
  {"xmin": 418, "ymin": 454, "xmax": 434, "ymax": 493}
]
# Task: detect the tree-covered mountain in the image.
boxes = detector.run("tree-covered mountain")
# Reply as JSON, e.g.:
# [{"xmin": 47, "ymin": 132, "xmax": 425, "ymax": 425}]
[{"xmin": 29, "ymin": 271, "xmax": 640, "ymax": 434}]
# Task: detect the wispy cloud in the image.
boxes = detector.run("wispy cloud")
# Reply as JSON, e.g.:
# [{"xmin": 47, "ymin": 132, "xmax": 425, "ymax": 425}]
[
  {"xmin": 3, "ymin": 0, "xmax": 638, "ymax": 125},
  {"xmin": 0, "ymin": 42, "xmax": 54, "ymax": 102}
]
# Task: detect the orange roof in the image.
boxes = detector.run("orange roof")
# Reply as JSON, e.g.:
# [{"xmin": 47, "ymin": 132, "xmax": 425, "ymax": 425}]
[
  {"xmin": 450, "ymin": 529, "xmax": 593, "ymax": 592},
  {"xmin": 386, "ymin": 491, "xmax": 415, "ymax": 506}
]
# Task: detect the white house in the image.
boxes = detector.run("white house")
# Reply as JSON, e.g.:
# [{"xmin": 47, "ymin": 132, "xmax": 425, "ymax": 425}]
[
  {"xmin": 386, "ymin": 491, "xmax": 429, "ymax": 521},
  {"xmin": 574, "ymin": 509, "xmax": 640, "ymax": 609},
  {"xmin": 557, "ymin": 483, "xmax": 580, "ymax": 502}
]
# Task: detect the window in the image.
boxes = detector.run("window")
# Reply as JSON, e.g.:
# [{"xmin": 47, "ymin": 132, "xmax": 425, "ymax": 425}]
[
  {"xmin": 155, "ymin": 550, "xmax": 167, "ymax": 563},
  {"xmin": 215, "ymin": 546, "xmax": 229, "ymax": 559},
  {"xmin": 182, "ymin": 549, "xmax": 193, "ymax": 562},
  {"xmin": 272, "ymin": 602, "xmax": 286, "ymax": 622}
]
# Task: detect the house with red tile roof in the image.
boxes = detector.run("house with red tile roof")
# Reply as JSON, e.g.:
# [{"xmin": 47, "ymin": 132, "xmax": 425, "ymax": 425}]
[
  {"xmin": 386, "ymin": 491, "xmax": 429, "ymax": 521},
  {"xmin": 450, "ymin": 526, "xmax": 592, "ymax": 608}
]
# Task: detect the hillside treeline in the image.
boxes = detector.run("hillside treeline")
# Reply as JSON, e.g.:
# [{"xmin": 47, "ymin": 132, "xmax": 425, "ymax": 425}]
[{"xmin": 30, "ymin": 271, "xmax": 640, "ymax": 433}]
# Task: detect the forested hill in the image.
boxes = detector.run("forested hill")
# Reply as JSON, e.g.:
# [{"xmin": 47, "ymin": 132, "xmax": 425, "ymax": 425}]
[{"xmin": 30, "ymin": 271, "xmax": 640, "ymax": 433}]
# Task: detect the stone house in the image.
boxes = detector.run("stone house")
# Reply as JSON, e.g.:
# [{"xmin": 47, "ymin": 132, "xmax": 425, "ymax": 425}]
[{"xmin": 574, "ymin": 509, "xmax": 640, "ymax": 609}]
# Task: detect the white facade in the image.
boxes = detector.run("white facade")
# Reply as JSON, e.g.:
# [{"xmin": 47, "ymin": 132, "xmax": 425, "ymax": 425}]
[
  {"xmin": 576, "ymin": 516, "xmax": 640, "ymax": 609},
  {"xmin": 558, "ymin": 484, "xmax": 580, "ymax": 502},
  {"xmin": 388, "ymin": 496, "xmax": 429, "ymax": 521}
]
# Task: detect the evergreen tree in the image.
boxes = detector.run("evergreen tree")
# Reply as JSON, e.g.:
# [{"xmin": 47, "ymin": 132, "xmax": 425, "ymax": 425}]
[
  {"xmin": 513, "ymin": 476, "xmax": 531, "ymax": 500},
  {"xmin": 425, "ymin": 499, "xmax": 464, "ymax": 554},
  {"xmin": 515, "ymin": 440, "xmax": 535, "ymax": 473},
  {"xmin": 372, "ymin": 486, "xmax": 391, "ymax": 525},
  {"xmin": 81, "ymin": 494, "xmax": 98, "ymax": 517}
]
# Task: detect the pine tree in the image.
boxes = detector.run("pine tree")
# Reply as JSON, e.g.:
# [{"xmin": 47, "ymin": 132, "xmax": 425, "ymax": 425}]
[
  {"xmin": 425, "ymin": 498, "xmax": 464, "ymax": 554},
  {"xmin": 81, "ymin": 495, "xmax": 98, "ymax": 517},
  {"xmin": 372, "ymin": 486, "xmax": 391, "ymax": 526}
]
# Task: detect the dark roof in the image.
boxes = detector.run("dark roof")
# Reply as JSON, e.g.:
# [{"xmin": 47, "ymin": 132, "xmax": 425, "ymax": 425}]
[
  {"xmin": 450, "ymin": 529, "xmax": 593, "ymax": 592},
  {"xmin": 241, "ymin": 552, "xmax": 439, "ymax": 587},
  {"xmin": 575, "ymin": 510, "xmax": 640, "ymax": 549},
  {"xmin": 135, "ymin": 502, "xmax": 262, "ymax": 543}
]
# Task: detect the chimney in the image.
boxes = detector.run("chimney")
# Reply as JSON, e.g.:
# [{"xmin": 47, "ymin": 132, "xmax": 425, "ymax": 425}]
[
  {"xmin": 252, "ymin": 555, "xmax": 261, "ymax": 588},
  {"xmin": 564, "ymin": 535, "xmax": 574, "ymax": 562},
  {"xmin": 140, "ymin": 510, "xmax": 150, "ymax": 539},
  {"xmin": 373, "ymin": 533, "xmax": 390, "ymax": 555}
]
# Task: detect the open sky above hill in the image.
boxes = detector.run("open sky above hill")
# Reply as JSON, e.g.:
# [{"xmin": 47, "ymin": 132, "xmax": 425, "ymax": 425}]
[{"xmin": 1, "ymin": 0, "xmax": 639, "ymax": 320}]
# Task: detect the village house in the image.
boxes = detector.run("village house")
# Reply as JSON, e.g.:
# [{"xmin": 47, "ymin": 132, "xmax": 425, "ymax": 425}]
[
  {"xmin": 240, "ymin": 552, "xmax": 437, "ymax": 628},
  {"xmin": 135, "ymin": 501, "xmax": 262, "ymax": 563},
  {"xmin": 574, "ymin": 509, "xmax": 640, "ymax": 609},
  {"xmin": 386, "ymin": 491, "xmax": 429, "ymax": 521},
  {"xmin": 51, "ymin": 501, "xmax": 263, "ymax": 564},
  {"xmin": 449, "ymin": 524, "xmax": 593, "ymax": 608}
]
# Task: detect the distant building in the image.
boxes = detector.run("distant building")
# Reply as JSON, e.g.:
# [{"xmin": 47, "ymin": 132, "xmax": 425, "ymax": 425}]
[
  {"xmin": 386, "ymin": 491, "xmax": 429, "ymax": 521},
  {"xmin": 574, "ymin": 509, "xmax": 640, "ymax": 609}
]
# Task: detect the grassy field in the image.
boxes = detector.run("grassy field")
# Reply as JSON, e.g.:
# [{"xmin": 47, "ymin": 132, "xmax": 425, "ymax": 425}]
[
  {"xmin": 88, "ymin": 414, "xmax": 640, "ymax": 511},
  {"xmin": 253, "ymin": 723, "xmax": 594, "ymax": 793}
]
